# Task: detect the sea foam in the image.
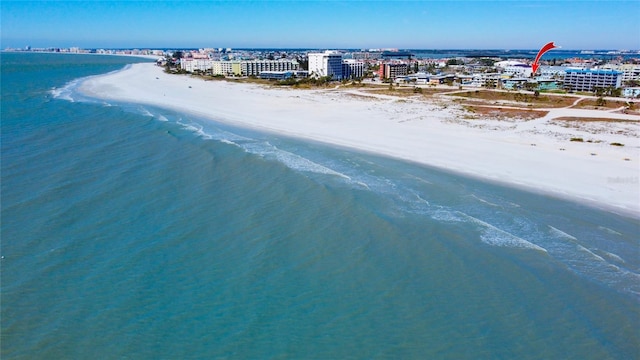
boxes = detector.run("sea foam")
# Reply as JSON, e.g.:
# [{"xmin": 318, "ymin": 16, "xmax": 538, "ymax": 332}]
[{"xmin": 464, "ymin": 214, "xmax": 547, "ymax": 252}]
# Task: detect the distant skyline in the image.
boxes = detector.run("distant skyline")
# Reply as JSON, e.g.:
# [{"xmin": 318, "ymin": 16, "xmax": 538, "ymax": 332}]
[{"xmin": 2, "ymin": 1, "xmax": 639, "ymax": 50}]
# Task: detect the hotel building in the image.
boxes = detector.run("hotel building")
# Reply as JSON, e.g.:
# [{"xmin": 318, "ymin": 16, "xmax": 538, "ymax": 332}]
[
  {"xmin": 378, "ymin": 63, "xmax": 408, "ymax": 80},
  {"xmin": 211, "ymin": 61, "xmax": 241, "ymax": 76},
  {"xmin": 563, "ymin": 69, "xmax": 623, "ymax": 92},
  {"xmin": 182, "ymin": 59, "xmax": 298, "ymax": 77},
  {"xmin": 242, "ymin": 60, "xmax": 299, "ymax": 77},
  {"xmin": 601, "ymin": 64, "xmax": 640, "ymax": 83},
  {"xmin": 308, "ymin": 51, "xmax": 344, "ymax": 80},
  {"xmin": 181, "ymin": 58, "xmax": 213, "ymax": 73},
  {"xmin": 342, "ymin": 59, "xmax": 365, "ymax": 79}
]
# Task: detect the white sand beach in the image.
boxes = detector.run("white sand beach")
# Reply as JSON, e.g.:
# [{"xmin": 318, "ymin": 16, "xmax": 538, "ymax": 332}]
[{"xmin": 79, "ymin": 63, "xmax": 640, "ymax": 217}]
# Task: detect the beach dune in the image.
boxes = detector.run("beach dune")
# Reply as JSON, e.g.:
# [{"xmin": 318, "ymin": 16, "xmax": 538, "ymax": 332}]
[{"xmin": 79, "ymin": 63, "xmax": 640, "ymax": 217}]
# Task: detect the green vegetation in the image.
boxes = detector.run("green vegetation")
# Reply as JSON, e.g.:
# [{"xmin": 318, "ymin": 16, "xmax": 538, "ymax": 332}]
[
  {"xmin": 594, "ymin": 86, "xmax": 622, "ymax": 97},
  {"xmin": 454, "ymin": 90, "xmax": 577, "ymax": 108},
  {"xmin": 610, "ymin": 142, "xmax": 624, "ymax": 147},
  {"xmin": 513, "ymin": 92, "xmax": 533, "ymax": 102},
  {"xmin": 570, "ymin": 137, "xmax": 584, "ymax": 142},
  {"xmin": 274, "ymin": 75, "xmax": 334, "ymax": 88},
  {"xmin": 165, "ymin": 66, "xmax": 188, "ymax": 75},
  {"xmin": 624, "ymin": 80, "xmax": 640, "ymax": 87},
  {"xmin": 478, "ymin": 58, "xmax": 496, "ymax": 67},
  {"xmin": 446, "ymin": 59, "xmax": 464, "ymax": 66},
  {"xmin": 483, "ymin": 79, "xmax": 497, "ymax": 88},
  {"xmin": 424, "ymin": 63, "xmax": 437, "ymax": 74}
]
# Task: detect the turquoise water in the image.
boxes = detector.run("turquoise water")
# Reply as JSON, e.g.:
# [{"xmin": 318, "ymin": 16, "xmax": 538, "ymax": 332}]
[{"xmin": 2, "ymin": 53, "xmax": 639, "ymax": 359}]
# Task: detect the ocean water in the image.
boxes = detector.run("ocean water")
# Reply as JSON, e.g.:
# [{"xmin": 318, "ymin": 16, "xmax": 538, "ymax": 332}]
[{"xmin": 2, "ymin": 53, "xmax": 639, "ymax": 359}]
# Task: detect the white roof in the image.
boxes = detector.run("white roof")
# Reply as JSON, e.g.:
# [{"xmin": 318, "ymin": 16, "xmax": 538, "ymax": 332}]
[{"xmin": 495, "ymin": 60, "xmax": 528, "ymax": 68}]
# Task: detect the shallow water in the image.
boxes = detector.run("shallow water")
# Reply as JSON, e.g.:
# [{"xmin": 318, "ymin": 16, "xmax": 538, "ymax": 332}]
[{"xmin": 2, "ymin": 53, "xmax": 639, "ymax": 359}]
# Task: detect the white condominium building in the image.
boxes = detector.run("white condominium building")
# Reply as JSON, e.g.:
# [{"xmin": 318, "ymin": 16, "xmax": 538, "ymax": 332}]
[
  {"xmin": 601, "ymin": 64, "xmax": 640, "ymax": 83},
  {"xmin": 308, "ymin": 50, "xmax": 344, "ymax": 80},
  {"xmin": 180, "ymin": 58, "xmax": 213, "ymax": 73},
  {"xmin": 182, "ymin": 59, "xmax": 299, "ymax": 77},
  {"xmin": 538, "ymin": 66, "xmax": 567, "ymax": 79},
  {"xmin": 503, "ymin": 65, "xmax": 532, "ymax": 78}
]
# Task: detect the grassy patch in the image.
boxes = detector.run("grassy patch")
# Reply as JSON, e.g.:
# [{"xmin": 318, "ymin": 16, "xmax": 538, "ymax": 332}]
[
  {"xmin": 462, "ymin": 105, "xmax": 547, "ymax": 120},
  {"xmin": 571, "ymin": 99, "xmax": 628, "ymax": 110},
  {"xmin": 452, "ymin": 90, "xmax": 576, "ymax": 108},
  {"xmin": 554, "ymin": 117, "xmax": 638, "ymax": 123}
]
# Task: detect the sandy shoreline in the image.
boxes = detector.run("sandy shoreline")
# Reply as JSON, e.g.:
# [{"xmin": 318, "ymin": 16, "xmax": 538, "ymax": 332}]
[{"xmin": 78, "ymin": 63, "xmax": 640, "ymax": 217}]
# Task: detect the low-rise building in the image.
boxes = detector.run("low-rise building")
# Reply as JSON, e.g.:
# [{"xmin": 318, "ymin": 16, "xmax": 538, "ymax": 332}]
[
  {"xmin": 428, "ymin": 74, "xmax": 455, "ymax": 85},
  {"xmin": 502, "ymin": 78, "xmax": 530, "ymax": 90},
  {"xmin": 622, "ymin": 87, "xmax": 640, "ymax": 98},
  {"xmin": 469, "ymin": 73, "xmax": 502, "ymax": 88},
  {"xmin": 537, "ymin": 66, "xmax": 566, "ymax": 80},
  {"xmin": 537, "ymin": 79, "xmax": 562, "ymax": 91},
  {"xmin": 406, "ymin": 72, "xmax": 430, "ymax": 84},
  {"xmin": 503, "ymin": 64, "xmax": 533, "ymax": 78},
  {"xmin": 259, "ymin": 70, "xmax": 309, "ymax": 80}
]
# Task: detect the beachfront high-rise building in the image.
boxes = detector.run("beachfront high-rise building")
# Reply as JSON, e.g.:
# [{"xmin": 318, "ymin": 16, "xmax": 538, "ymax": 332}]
[
  {"xmin": 601, "ymin": 64, "xmax": 640, "ymax": 83},
  {"xmin": 211, "ymin": 61, "xmax": 242, "ymax": 76},
  {"xmin": 308, "ymin": 51, "xmax": 343, "ymax": 80},
  {"xmin": 242, "ymin": 59, "xmax": 299, "ymax": 77},
  {"xmin": 182, "ymin": 59, "xmax": 298, "ymax": 77},
  {"xmin": 563, "ymin": 69, "xmax": 623, "ymax": 92},
  {"xmin": 181, "ymin": 58, "xmax": 213, "ymax": 73},
  {"xmin": 342, "ymin": 59, "xmax": 365, "ymax": 79},
  {"xmin": 378, "ymin": 63, "xmax": 408, "ymax": 80}
]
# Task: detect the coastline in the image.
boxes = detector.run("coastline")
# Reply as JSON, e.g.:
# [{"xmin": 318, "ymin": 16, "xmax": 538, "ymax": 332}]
[
  {"xmin": 1, "ymin": 49, "xmax": 162, "ymax": 61},
  {"xmin": 78, "ymin": 63, "xmax": 640, "ymax": 217}
]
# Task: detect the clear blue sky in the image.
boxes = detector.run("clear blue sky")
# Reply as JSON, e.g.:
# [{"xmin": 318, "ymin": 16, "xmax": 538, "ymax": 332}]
[{"xmin": 2, "ymin": 1, "xmax": 639, "ymax": 50}]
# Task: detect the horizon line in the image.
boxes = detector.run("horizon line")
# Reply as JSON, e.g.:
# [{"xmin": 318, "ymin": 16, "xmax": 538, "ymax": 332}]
[{"xmin": 5, "ymin": 47, "xmax": 640, "ymax": 52}]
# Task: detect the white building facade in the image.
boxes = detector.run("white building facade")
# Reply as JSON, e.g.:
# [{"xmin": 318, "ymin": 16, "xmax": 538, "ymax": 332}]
[
  {"xmin": 342, "ymin": 59, "xmax": 364, "ymax": 79},
  {"xmin": 601, "ymin": 64, "xmax": 640, "ymax": 83},
  {"xmin": 241, "ymin": 60, "xmax": 299, "ymax": 77},
  {"xmin": 503, "ymin": 65, "xmax": 533, "ymax": 78},
  {"xmin": 563, "ymin": 69, "xmax": 623, "ymax": 92},
  {"xmin": 182, "ymin": 59, "xmax": 299, "ymax": 77},
  {"xmin": 538, "ymin": 66, "xmax": 567, "ymax": 80},
  {"xmin": 308, "ymin": 51, "xmax": 344, "ymax": 80},
  {"xmin": 180, "ymin": 58, "xmax": 213, "ymax": 73}
]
